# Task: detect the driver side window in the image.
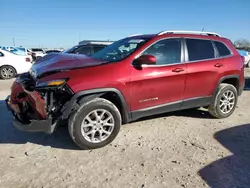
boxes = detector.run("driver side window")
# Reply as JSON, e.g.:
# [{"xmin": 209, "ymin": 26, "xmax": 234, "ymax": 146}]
[{"xmin": 142, "ymin": 38, "xmax": 181, "ymax": 65}]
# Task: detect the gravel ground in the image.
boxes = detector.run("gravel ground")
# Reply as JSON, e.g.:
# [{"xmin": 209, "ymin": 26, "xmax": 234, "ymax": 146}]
[{"xmin": 0, "ymin": 69, "xmax": 250, "ymax": 188}]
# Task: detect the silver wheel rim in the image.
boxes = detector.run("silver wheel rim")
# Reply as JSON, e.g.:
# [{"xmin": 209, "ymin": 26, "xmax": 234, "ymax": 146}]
[
  {"xmin": 219, "ymin": 90, "xmax": 235, "ymax": 114},
  {"xmin": 81, "ymin": 109, "xmax": 115, "ymax": 143},
  {"xmin": 1, "ymin": 67, "xmax": 14, "ymax": 79}
]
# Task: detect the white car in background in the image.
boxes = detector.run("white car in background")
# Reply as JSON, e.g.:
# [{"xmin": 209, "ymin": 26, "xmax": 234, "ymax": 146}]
[
  {"xmin": 0, "ymin": 46, "xmax": 32, "ymax": 62},
  {"xmin": 245, "ymin": 51, "xmax": 250, "ymax": 67},
  {"xmin": 16, "ymin": 47, "xmax": 33, "ymax": 62},
  {"xmin": 0, "ymin": 49, "xmax": 32, "ymax": 79},
  {"xmin": 237, "ymin": 49, "xmax": 250, "ymax": 67},
  {"xmin": 30, "ymin": 48, "xmax": 46, "ymax": 61}
]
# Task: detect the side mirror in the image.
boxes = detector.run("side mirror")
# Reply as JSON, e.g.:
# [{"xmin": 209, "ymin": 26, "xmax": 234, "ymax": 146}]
[{"xmin": 133, "ymin": 54, "xmax": 156, "ymax": 67}]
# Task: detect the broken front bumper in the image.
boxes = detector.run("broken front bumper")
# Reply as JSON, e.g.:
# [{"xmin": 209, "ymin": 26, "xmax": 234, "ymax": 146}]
[{"xmin": 5, "ymin": 95, "xmax": 56, "ymax": 134}]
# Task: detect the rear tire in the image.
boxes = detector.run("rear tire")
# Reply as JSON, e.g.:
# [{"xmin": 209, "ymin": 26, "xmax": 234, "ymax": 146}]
[
  {"xmin": 68, "ymin": 98, "xmax": 122, "ymax": 150},
  {"xmin": 0, "ymin": 65, "xmax": 16, "ymax": 79},
  {"xmin": 208, "ymin": 83, "xmax": 238, "ymax": 118}
]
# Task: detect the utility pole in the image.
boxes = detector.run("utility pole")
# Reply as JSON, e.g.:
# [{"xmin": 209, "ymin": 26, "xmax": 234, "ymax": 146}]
[{"xmin": 12, "ymin": 38, "xmax": 15, "ymax": 46}]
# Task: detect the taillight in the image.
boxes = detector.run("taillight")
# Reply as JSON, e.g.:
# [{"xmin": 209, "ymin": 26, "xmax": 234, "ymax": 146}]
[
  {"xmin": 27, "ymin": 52, "xmax": 31, "ymax": 55},
  {"xmin": 26, "ymin": 58, "xmax": 31, "ymax": 62},
  {"xmin": 241, "ymin": 56, "xmax": 245, "ymax": 64}
]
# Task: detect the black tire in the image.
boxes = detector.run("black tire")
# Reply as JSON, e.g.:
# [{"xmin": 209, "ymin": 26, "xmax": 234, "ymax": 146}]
[
  {"xmin": 0, "ymin": 65, "xmax": 16, "ymax": 79},
  {"xmin": 208, "ymin": 83, "xmax": 238, "ymax": 118},
  {"xmin": 68, "ymin": 98, "xmax": 122, "ymax": 149}
]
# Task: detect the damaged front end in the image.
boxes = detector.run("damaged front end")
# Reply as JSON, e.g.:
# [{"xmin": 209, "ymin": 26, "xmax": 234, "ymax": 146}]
[{"xmin": 6, "ymin": 72, "xmax": 74, "ymax": 134}]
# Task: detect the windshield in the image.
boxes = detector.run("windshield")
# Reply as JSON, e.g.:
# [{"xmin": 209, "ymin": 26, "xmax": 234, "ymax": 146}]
[{"xmin": 91, "ymin": 37, "xmax": 149, "ymax": 61}]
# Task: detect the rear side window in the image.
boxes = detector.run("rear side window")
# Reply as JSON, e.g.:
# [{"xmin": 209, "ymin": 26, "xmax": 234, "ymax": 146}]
[
  {"xmin": 186, "ymin": 39, "xmax": 215, "ymax": 61},
  {"xmin": 214, "ymin": 41, "xmax": 231, "ymax": 57}
]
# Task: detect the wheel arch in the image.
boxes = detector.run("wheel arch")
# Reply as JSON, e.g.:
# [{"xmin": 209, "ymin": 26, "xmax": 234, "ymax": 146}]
[
  {"xmin": 61, "ymin": 88, "xmax": 130, "ymax": 124},
  {"xmin": 214, "ymin": 75, "xmax": 240, "ymax": 96},
  {"xmin": 0, "ymin": 64, "xmax": 17, "ymax": 72}
]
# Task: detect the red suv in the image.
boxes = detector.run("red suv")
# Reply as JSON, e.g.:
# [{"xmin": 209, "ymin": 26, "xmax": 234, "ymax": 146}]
[{"xmin": 6, "ymin": 30, "xmax": 245, "ymax": 149}]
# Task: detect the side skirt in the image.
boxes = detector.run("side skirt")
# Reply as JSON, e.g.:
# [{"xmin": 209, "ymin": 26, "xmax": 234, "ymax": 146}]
[{"xmin": 130, "ymin": 96, "xmax": 212, "ymax": 122}]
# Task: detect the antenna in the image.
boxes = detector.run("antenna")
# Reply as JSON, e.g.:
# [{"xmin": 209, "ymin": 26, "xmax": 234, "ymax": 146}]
[{"xmin": 12, "ymin": 38, "xmax": 15, "ymax": 46}]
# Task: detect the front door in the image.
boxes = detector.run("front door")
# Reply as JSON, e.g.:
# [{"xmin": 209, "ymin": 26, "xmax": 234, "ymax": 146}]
[{"xmin": 130, "ymin": 38, "xmax": 186, "ymax": 119}]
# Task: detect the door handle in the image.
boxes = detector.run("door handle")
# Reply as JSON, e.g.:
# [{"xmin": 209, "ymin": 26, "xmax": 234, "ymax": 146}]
[
  {"xmin": 214, "ymin": 63, "xmax": 223, "ymax": 67},
  {"xmin": 172, "ymin": 68, "xmax": 184, "ymax": 73}
]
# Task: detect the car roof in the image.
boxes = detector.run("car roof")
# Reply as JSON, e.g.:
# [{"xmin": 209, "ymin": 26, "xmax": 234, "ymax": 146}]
[{"xmin": 128, "ymin": 30, "xmax": 228, "ymax": 41}]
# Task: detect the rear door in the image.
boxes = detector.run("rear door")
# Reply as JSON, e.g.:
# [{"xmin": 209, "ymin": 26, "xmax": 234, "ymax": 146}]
[{"xmin": 183, "ymin": 38, "xmax": 227, "ymax": 101}]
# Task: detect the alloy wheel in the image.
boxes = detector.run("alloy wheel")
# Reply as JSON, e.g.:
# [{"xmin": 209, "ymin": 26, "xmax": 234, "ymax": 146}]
[
  {"xmin": 219, "ymin": 90, "xmax": 235, "ymax": 114},
  {"xmin": 1, "ymin": 67, "xmax": 15, "ymax": 79},
  {"xmin": 81, "ymin": 109, "xmax": 115, "ymax": 143}
]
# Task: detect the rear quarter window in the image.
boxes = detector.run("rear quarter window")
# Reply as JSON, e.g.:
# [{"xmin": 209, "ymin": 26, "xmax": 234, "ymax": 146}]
[
  {"xmin": 32, "ymin": 49, "xmax": 43, "ymax": 52},
  {"xmin": 214, "ymin": 41, "xmax": 231, "ymax": 57}
]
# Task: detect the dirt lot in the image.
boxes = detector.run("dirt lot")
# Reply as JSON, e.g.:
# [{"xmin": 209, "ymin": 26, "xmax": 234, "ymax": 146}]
[{"xmin": 0, "ymin": 70, "xmax": 250, "ymax": 188}]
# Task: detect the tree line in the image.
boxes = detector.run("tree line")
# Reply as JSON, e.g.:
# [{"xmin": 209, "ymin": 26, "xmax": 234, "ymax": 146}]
[{"xmin": 234, "ymin": 39, "xmax": 250, "ymax": 51}]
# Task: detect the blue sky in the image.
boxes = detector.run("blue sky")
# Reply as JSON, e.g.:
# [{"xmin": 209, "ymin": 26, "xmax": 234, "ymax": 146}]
[{"xmin": 1, "ymin": 0, "xmax": 249, "ymax": 48}]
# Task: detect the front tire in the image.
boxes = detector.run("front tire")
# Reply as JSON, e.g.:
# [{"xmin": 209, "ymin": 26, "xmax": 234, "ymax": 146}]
[
  {"xmin": 0, "ymin": 65, "xmax": 16, "ymax": 79},
  {"xmin": 208, "ymin": 83, "xmax": 238, "ymax": 118},
  {"xmin": 68, "ymin": 98, "xmax": 122, "ymax": 149}
]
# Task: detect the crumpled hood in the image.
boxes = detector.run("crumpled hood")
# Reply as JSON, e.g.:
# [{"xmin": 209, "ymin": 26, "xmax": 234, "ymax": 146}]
[{"xmin": 30, "ymin": 53, "xmax": 107, "ymax": 78}]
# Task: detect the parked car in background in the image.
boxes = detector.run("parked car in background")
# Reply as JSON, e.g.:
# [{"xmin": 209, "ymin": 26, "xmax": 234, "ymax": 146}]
[
  {"xmin": 0, "ymin": 46, "xmax": 32, "ymax": 63},
  {"xmin": 15, "ymin": 47, "xmax": 33, "ymax": 62},
  {"xmin": 237, "ymin": 49, "xmax": 250, "ymax": 67},
  {"xmin": 0, "ymin": 49, "xmax": 32, "ymax": 79},
  {"xmin": 30, "ymin": 48, "xmax": 46, "ymax": 61},
  {"xmin": 0, "ymin": 46, "xmax": 23, "ymax": 55},
  {"xmin": 6, "ymin": 30, "xmax": 244, "ymax": 149},
  {"xmin": 63, "ymin": 40, "xmax": 113, "ymax": 56},
  {"xmin": 45, "ymin": 49, "xmax": 62, "ymax": 54}
]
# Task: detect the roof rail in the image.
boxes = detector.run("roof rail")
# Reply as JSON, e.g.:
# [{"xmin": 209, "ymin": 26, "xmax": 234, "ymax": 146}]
[
  {"xmin": 157, "ymin": 30, "xmax": 221, "ymax": 37},
  {"xmin": 79, "ymin": 40, "xmax": 114, "ymax": 45}
]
